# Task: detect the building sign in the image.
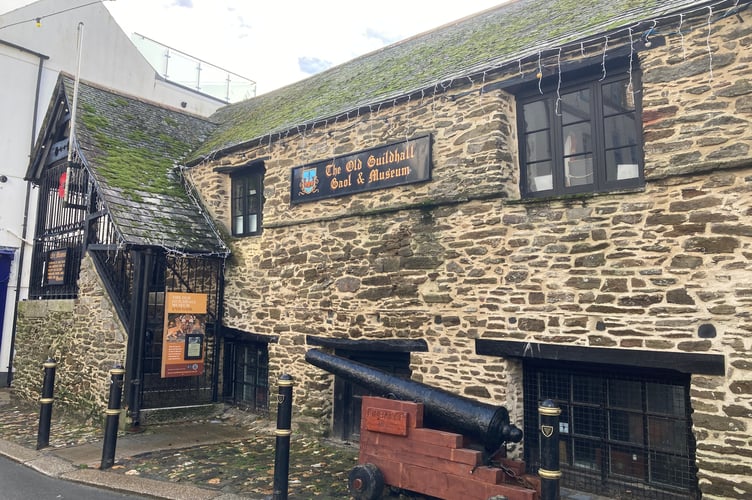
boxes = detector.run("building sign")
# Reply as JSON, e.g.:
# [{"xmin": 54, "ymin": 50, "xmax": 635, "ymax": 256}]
[
  {"xmin": 161, "ymin": 292, "xmax": 208, "ymax": 378},
  {"xmin": 290, "ymin": 134, "xmax": 431, "ymax": 204},
  {"xmin": 45, "ymin": 249, "xmax": 68, "ymax": 285}
]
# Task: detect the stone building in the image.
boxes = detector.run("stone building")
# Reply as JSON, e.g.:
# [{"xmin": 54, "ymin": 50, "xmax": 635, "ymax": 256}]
[
  {"xmin": 182, "ymin": 1, "xmax": 751, "ymax": 499},
  {"xmin": 16, "ymin": 74, "xmax": 228, "ymax": 424},
  {"xmin": 12, "ymin": 0, "xmax": 752, "ymax": 499}
]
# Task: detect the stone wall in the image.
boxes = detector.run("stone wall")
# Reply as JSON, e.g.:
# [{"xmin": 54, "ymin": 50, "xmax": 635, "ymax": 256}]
[
  {"xmin": 14, "ymin": 253, "xmax": 127, "ymax": 420},
  {"xmin": 186, "ymin": 12, "xmax": 752, "ymax": 499}
]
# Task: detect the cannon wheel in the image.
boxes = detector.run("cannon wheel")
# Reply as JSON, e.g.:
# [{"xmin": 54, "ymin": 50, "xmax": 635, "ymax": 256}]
[{"xmin": 348, "ymin": 463, "xmax": 385, "ymax": 500}]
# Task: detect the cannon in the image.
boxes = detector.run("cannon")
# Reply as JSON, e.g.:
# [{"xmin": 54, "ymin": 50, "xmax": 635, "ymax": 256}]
[
  {"xmin": 305, "ymin": 349, "xmax": 539, "ymax": 500},
  {"xmin": 305, "ymin": 349, "xmax": 522, "ymax": 453}
]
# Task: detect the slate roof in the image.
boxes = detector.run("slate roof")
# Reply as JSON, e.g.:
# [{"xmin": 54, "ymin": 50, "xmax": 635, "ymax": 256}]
[
  {"xmin": 191, "ymin": 0, "xmax": 745, "ymax": 162},
  {"xmin": 53, "ymin": 75, "xmax": 226, "ymax": 255}
]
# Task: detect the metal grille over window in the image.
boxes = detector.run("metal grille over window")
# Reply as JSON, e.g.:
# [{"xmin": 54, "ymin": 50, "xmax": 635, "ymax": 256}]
[{"xmin": 523, "ymin": 362, "xmax": 699, "ymax": 500}]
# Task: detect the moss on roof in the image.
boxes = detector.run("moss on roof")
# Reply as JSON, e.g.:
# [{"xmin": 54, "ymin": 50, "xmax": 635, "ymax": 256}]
[
  {"xmin": 58, "ymin": 76, "xmax": 226, "ymax": 254},
  {"xmin": 71, "ymin": 83, "xmax": 212, "ymax": 202},
  {"xmin": 192, "ymin": 0, "xmax": 710, "ymax": 160}
]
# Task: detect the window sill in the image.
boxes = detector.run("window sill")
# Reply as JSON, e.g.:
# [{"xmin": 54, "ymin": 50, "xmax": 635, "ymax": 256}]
[{"xmin": 508, "ymin": 185, "xmax": 646, "ymax": 205}]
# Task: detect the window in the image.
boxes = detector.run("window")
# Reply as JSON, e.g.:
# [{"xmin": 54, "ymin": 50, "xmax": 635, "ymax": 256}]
[
  {"xmin": 519, "ymin": 65, "xmax": 643, "ymax": 197},
  {"xmin": 231, "ymin": 167, "xmax": 264, "ymax": 236},
  {"xmin": 524, "ymin": 361, "xmax": 699, "ymax": 500},
  {"xmin": 226, "ymin": 340, "xmax": 269, "ymax": 413}
]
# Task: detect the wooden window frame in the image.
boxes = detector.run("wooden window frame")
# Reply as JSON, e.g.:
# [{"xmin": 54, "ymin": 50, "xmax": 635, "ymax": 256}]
[
  {"xmin": 517, "ymin": 63, "xmax": 645, "ymax": 198},
  {"xmin": 230, "ymin": 166, "xmax": 264, "ymax": 237}
]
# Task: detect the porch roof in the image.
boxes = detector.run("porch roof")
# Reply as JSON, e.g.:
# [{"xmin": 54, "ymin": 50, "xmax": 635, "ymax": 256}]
[
  {"xmin": 58, "ymin": 75, "xmax": 226, "ymax": 255},
  {"xmin": 190, "ymin": 0, "xmax": 736, "ymax": 162}
]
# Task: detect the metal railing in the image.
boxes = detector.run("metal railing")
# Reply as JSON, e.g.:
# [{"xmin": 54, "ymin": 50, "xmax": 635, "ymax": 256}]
[{"xmin": 131, "ymin": 33, "xmax": 257, "ymax": 103}]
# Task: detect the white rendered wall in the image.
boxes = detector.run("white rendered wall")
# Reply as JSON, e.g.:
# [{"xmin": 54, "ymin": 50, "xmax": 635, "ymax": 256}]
[{"xmin": 0, "ymin": 0, "xmax": 226, "ymax": 383}]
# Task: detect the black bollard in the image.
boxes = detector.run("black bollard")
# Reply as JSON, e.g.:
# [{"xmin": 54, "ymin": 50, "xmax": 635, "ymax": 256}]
[
  {"xmin": 538, "ymin": 399, "xmax": 562, "ymax": 500},
  {"xmin": 36, "ymin": 358, "xmax": 58, "ymax": 450},
  {"xmin": 100, "ymin": 365, "xmax": 126, "ymax": 470},
  {"xmin": 272, "ymin": 374, "xmax": 294, "ymax": 500}
]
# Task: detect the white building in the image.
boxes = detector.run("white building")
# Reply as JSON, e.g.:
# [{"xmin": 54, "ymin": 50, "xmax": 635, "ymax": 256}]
[{"xmin": 0, "ymin": 0, "xmax": 248, "ymax": 385}]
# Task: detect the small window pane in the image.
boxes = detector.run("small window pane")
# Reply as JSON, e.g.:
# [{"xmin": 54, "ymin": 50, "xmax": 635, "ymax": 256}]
[
  {"xmin": 564, "ymin": 154, "xmax": 593, "ymax": 187},
  {"xmin": 573, "ymin": 406, "xmax": 602, "ymax": 437},
  {"xmin": 526, "ymin": 130, "xmax": 551, "ymax": 162},
  {"xmin": 246, "ymin": 214, "xmax": 258, "ymax": 234},
  {"xmin": 609, "ymin": 379, "xmax": 641, "ymax": 409},
  {"xmin": 604, "ymin": 113, "xmax": 637, "ymax": 148},
  {"xmin": 232, "ymin": 195, "xmax": 243, "ymax": 214},
  {"xmin": 563, "ymin": 122, "xmax": 593, "ymax": 156},
  {"xmin": 603, "ymin": 79, "xmax": 635, "ymax": 115},
  {"xmin": 527, "ymin": 161, "xmax": 553, "ymax": 192},
  {"xmin": 247, "ymin": 193, "xmax": 260, "ymax": 213},
  {"xmin": 539, "ymin": 371, "xmax": 570, "ymax": 401},
  {"xmin": 609, "ymin": 409, "xmax": 643, "ymax": 444},
  {"xmin": 610, "ymin": 445, "xmax": 645, "ymax": 479},
  {"xmin": 573, "ymin": 375, "xmax": 601, "ymax": 404},
  {"xmin": 647, "ymin": 383, "xmax": 685, "ymax": 416},
  {"xmin": 233, "ymin": 215, "xmax": 244, "ymax": 235},
  {"xmin": 648, "ymin": 416, "xmax": 688, "ymax": 453},
  {"xmin": 573, "ymin": 439, "xmax": 601, "ymax": 471},
  {"xmin": 232, "ymin": 180, "xmax": 245, "ymax": 198},
  {"xmin": 650, "ymin": 451, "xmax": 693, "ymax": 488},
  {"xmin": 523, "ymin": 100, "xmax": 550, "ymax": 132},
  {"xmin": 606, "ymin": 147, "xmax": 640, "ymax": 182},
  {"xmin": 562, "ymin": 88, "xmax": 591, "ymax": 125}
]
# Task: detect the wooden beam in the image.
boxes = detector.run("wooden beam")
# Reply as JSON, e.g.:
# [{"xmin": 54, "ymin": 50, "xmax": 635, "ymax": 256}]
[{"xmin": 475, "ymin": 339, "xmax": 724, "ymax": 375}]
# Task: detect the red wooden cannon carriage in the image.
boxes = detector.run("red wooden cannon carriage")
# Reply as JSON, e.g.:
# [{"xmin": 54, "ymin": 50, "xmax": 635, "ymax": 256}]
[
  {"xmin": 349, "ymin": 396, "xmax": 540, "ymax": 500},
  {"xmin": 305, "ymin": 349, "xmax": 541, "ymax": 500}
]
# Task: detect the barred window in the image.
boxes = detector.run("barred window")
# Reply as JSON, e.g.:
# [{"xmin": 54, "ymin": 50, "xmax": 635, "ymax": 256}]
[{"xmin": 524, "ymin": 361, "xmax": 699, "ymax": 500}]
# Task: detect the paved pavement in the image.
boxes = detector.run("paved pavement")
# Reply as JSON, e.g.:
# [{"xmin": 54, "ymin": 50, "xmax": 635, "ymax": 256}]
[
  {"xmin": 0, "ymin": 387, "xmax": 608, "ymax": 500},
  {"xmin": 0, "ymin": 390, "xmax": 251, "ymax": 499}
]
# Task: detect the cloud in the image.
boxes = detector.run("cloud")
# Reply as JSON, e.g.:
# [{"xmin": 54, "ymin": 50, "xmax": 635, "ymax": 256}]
[
  {"xmin": 298, "ymin": 57, "xmax": 332, "ymax": 75},
  {"xmin": 172, "ymin": 0, "xmax": 193, "ymax": 7},
  {"xmin": 364, "ymin": 27, "xmax": 399, "ymax": 46}
]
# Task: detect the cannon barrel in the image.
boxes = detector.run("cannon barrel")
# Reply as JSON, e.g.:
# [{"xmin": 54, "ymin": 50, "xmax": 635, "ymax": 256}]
[{"xmin": 305, "ymin": 349, "xmax": 522, "ymax": 452}]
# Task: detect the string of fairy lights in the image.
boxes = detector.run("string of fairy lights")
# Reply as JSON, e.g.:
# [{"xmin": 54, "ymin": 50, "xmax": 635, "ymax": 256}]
[
  {"xmin": 0, "ymin": 0, "xmax": 113, "ymax": 31},
  {"xmin": 196, "ymin": 0, "xmax": 747, "ymax": 165},
  {"xmin": 9, "ymin": 0, "xmax": 748, "ymax": 260}
]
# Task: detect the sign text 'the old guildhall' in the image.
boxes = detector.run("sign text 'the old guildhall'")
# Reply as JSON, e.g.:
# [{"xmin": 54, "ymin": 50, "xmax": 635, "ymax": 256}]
[{"xmin": 290, "ymin": 135, "xmax": 431, "ymax": 204}]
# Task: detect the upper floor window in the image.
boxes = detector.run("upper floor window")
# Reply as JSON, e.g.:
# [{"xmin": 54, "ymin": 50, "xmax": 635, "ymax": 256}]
[
  {"xmin": 519, "ymin": 67, "xmax": 644, "ymax": 198},
  {"xmin": 231, "ymin": 166, "xmax": 264, "ymax": 236}
]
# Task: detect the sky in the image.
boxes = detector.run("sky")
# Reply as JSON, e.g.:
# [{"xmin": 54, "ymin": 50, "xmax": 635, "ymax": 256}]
[{"xmin": 103, "ymin": 0, "xmax": 507, "ymax": 96}]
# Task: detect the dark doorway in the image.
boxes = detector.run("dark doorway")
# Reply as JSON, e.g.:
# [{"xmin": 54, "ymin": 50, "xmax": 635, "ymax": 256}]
[
  {"xmin": 332, "ymin": 350, "xmax": 411, "ymax": 442},
  {"xmin": 224, "ymin": 339, "xmax": 269, "ymax": 413}
]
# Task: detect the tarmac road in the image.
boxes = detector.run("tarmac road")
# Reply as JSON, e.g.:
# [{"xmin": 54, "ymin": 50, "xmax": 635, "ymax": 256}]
[{"xmin": 0, "ymin": 454, "xmax": 150, "ymax": 500}]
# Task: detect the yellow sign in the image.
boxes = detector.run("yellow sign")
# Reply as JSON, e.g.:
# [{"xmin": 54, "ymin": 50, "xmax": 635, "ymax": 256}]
[{"xmin": 161, "ymin": 292, "xmax": 207, "ymax": 378}]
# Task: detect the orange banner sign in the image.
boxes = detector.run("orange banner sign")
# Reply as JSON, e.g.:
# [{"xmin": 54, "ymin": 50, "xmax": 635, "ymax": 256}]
[{"xmin": 161, "ymin": 292, "xmax": 208, "ymax": 378}]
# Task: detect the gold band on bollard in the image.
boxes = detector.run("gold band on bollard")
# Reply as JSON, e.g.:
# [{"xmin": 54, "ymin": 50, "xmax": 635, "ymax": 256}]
[
  {"xmin": 278, "ymin": 379, "xmax": 294, "ymax": 387},
  {"xmin": 105, "ymin": 409, "xmax": 121, "ymax": 416},
  {"xmin": 274, "ymin": 429, "xmax": 292, "ymax": 437},
  {"xmin": 43, "ymin": 361, "xmax": 58, "ymax": 368},
  {"xmin": 110, "ymin": 368, "xmax": 126, "ymax": 375},
  {"xmin": 538, "ymin": 406, "xmax": 562, "ymax": 416},
  {"xmin": 39, "ymin": 397, "xmax": 54, "ymax": 404},
  {"xmin": 538, "ymin": 468, "xmax": 562, "ymax": 479}
]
